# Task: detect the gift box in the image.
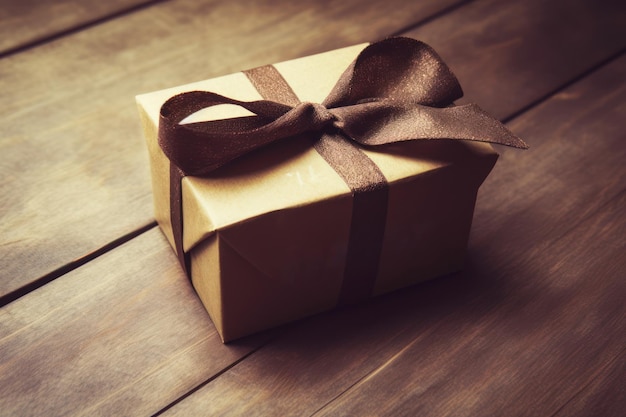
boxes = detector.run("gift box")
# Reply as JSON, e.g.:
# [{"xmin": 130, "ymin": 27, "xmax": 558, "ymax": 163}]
[{"xmin": 136, "ymin": 37, "xmax": 526, "ymax": 342}]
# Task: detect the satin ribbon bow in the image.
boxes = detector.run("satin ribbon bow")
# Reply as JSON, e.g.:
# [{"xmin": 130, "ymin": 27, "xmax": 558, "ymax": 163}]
[{"xmin": 158, "ymin": 37, "xmax": 527, "ymax": 177}]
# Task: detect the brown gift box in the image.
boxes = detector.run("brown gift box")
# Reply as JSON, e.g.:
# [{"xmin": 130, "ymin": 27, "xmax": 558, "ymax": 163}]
[{"xmin": 136, "ymin": 42, "xmax": 500, "ymax": 342}]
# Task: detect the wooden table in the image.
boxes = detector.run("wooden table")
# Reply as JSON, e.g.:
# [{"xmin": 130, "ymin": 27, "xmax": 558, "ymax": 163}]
[{"xmin": 1, "ymin": 0, "xmax": 625, "ymax": 415}]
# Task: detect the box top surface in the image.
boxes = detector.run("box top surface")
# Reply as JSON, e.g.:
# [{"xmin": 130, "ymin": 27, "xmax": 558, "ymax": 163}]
[{"xmin": 137, "ymin": 42, "xmax": 497, "ymax": 252}]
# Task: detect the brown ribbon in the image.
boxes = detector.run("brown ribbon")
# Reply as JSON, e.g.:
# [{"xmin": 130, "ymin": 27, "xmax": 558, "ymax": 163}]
[
  {"xmin": 158, "ymin": 37, "xmax": 527, "ymax": 303},
  {"xmin": 244, "ymin": 65, "xmax": 389, "ymax": 306}
]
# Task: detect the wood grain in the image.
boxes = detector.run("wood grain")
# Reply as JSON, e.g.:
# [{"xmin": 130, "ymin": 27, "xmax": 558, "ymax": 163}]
[
  {"xmin": 552, "ymin": 348, "xmax": 626, "ymax": 417},
  {"xmin": 403, "ymin": 0, "xmax": 626, "ymax": 121},
  {"xmin": 0, "ymin": 0, "xmax": 463, "ymax": 302},
  {"xmin": 0, "ymin": 0, "xmax": 159, "ymax": 55},
  {"xmin": 314, "ymin": 193, "xmax": 626, "ymax": 417},
  {"xmin": 161, "ymin": 52, "xmax": 626, "ymax": 417},
  {"xmin": 0, "ymin": 228, "xmax": 269, "ymax": 416}
]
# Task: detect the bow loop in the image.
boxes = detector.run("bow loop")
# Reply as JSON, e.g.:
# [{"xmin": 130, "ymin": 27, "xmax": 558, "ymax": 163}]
[{"xmin": 324, "ymin": 37, "xmax": 463, "ymax": 108}]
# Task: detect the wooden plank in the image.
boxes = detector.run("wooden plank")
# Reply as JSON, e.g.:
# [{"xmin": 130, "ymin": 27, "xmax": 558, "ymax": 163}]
[
  {"xmin": 0, "ymin": 0, "xmax": 159, "ymax": 55},
  {"xmin": 403, "ymin": 0, "xmax": 626, "ymax": 121},
  {"xmin": 312, "ymin": 197, "xmax": 626, "ymax": 417},
  {"xmin": 0, "ymin": 0, "xmax": 464, "ymax": 302},
  {"xmin": 1, "ymin": 1, "xmax": 624, "ymax": 414},
  {"xmin": 0, "ymin": 228, "xmax": 268, "ymax": 416},
  {"xmin": 160, "ymin": 54, "xmax": 626, "ymax": 416},
  {"xmin": 552, "ymin": 349, "xmax": 626, "ymax": 417}
]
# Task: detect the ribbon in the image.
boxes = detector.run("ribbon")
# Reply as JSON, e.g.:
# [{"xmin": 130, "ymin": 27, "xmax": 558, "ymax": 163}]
[{"xmin": 158, "ymin": 37, "xmax": 527, "ymax": 303}]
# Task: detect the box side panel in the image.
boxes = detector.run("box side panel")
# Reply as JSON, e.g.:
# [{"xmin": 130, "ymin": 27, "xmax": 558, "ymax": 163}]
[
  {"xmin": 189, "ymin": 234, "xmax": 224, "ymax": 340},
  {"xmin": 375, "ymin": 144, "xmax": 498, "ymax": 294},
  {"xmin": 215, "ymin": 194, "xmax": 353, "ymax": 342},
  {"xmin": 375, "ymin": 165, "xmax": 476, "ymax": 294}
]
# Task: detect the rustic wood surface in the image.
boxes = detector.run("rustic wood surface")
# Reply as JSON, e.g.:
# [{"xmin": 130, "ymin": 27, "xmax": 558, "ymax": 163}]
[
  {"xmin": 1, "ymin": 0, "xmax": 624, "ymax": 415},
  {"xmin": 0, "ymin": 0, "xmax": 161, "ymax": 55}
]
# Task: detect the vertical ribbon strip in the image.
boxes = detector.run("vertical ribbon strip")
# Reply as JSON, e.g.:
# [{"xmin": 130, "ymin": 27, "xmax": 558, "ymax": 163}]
[{"xmin": 245, "ymin": 65, "xmax": 388, "ymax": 305}]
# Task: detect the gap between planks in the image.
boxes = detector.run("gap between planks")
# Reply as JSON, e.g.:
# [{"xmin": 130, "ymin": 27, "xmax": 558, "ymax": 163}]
[
  {"xmin": 501, "ymin": 47, "xmax": 626, "ymax": 124},
  {"xmin": 386, "ymin": 0, "xmax": 475, "ymax": 38},
  {"xmin": 150, "ymin": 337, "xmax": 276, "ymax": 417},
  {"xmin": 308, "ymin": 323, "xmax": 443, "ymax": 416},
  {"xmin": 0, "ymin": 221, "xmax": 156, "ymax": 308},
  {"xmin": 547, "ymin": 346, "xmax": 626, "ymax": 417},
  {"xmin": 0, "ymin": 0, "xmax": 168, "ymax": 59}
]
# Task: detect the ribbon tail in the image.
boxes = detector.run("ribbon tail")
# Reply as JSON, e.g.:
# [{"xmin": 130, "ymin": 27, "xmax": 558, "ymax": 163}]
[
  {"xmin": 429, "ymin": 104, "xmax": 529, "ymax": 149},
  {"xmin": 339, "ymin": 102, "xmax": 529, "ymax": 149}
]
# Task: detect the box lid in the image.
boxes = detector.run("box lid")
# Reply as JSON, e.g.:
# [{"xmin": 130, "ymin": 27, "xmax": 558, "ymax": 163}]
[{"xmin": 136, "ymin": 43, "xmax": 497, "ymax": 253}]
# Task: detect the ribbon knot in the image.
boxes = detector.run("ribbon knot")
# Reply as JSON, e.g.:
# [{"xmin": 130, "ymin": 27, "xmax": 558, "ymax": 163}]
[{"xmin": 292, "ymin": 101, "xmax": 339, "ymax": 132}]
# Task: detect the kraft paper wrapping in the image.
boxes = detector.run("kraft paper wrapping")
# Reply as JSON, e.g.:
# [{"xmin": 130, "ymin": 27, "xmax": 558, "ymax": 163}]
[{"xmin": 137, "ymin": 43, "xmax": 498, "ymax": 342}]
